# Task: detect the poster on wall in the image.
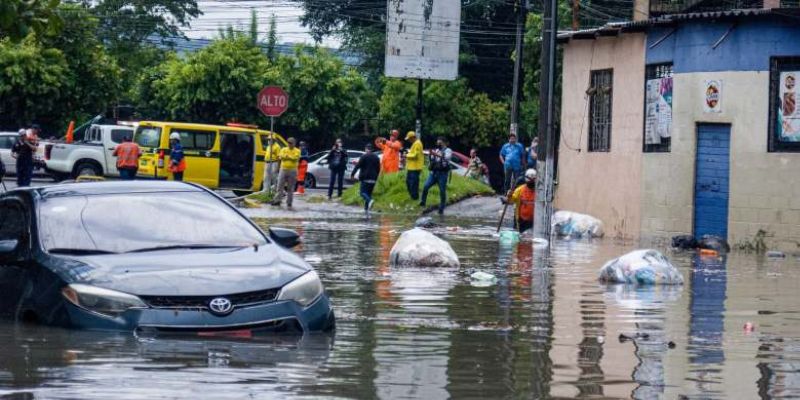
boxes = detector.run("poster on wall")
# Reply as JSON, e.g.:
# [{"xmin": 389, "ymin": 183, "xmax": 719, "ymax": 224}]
[
  {"xmin": 703, "ymin": 79, "xmax": 723, "ymax": 113},
  {"xmin": 645, "ymin": 76, "xmax": 673, "ymax": 144},
  {"xmin": 778, "ymin": 71, "xmax": 800, "ymax": 142}
]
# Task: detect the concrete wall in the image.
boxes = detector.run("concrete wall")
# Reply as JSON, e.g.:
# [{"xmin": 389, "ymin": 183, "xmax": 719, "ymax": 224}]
[
  {"xmin": 641, "ymin": 18, "xmax": 800, "ymax": 250},
  {"xmin": 556, "ymin": 34, "xmax": 646, "ymax": 240},
  {"xmin": 640, "ymin": 71, "xmax": 800, "ymax": 251}
]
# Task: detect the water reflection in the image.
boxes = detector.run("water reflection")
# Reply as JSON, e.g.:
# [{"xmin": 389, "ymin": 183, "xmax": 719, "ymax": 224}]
[{"xmin": 1, "ymin": 216, "xmax": 800, "ymax": 399}]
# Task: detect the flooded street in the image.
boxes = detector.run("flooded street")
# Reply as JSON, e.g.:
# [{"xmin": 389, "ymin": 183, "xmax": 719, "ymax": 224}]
[{"xmin": 2, "ymin": 215, "xmax": 800, "ymax": 399}]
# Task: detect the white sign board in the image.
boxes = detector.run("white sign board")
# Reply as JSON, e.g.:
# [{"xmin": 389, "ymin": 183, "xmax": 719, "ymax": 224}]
[{"xmin": 385, "ymin": 0, "xmax": 461, "ymax": 80}]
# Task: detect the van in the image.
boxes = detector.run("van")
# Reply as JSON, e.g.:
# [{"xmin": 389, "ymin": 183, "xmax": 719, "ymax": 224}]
[{"xmin": 133, "ymin": 121, "xmax": 287, "ymax": 194}]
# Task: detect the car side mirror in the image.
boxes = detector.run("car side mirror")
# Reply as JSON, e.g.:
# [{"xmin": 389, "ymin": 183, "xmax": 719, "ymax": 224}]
[
  {"xmin": 0, "ymin": 239, "xmax": 19, "ymax": 257},
  {"xmin": 269, "ymin": 228, "xmax": 301, "ymax": 248}
]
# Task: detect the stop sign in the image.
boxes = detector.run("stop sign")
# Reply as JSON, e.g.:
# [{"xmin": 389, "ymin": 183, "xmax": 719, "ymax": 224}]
[{"xmin": 257, "ymin": 86, "xmax": 288, "ymax": 117}]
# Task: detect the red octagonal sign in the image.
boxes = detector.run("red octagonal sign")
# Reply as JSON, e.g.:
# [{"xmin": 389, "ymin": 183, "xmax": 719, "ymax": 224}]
[{"xmin": 257, "ymin": 86, "xmax": 288, "ymax": 117}]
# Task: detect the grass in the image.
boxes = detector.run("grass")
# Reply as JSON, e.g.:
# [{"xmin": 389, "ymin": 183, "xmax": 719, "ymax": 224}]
[
  {"xmin": 246, "ymin": 191, "xmax": 275, "ymax": 204},
  {"xmin": 341, "ymin": 170, "xmax": 494, "ymax": 213}
]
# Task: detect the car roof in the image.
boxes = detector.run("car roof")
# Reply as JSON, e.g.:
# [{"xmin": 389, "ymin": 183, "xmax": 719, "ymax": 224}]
[{"xmin": 11, "ymin": 181, "xmax": 205, "ymax": 198}]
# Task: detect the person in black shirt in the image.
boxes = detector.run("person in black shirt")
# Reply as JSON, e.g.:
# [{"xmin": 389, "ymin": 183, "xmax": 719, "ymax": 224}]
[
  {"xmin": 351, "ymin": 144, "xmax": 381, "ymax": 216},
  {"xmin": 327, "ymin": 138, "xmax": 348, "ymax": 199},
  {"xmin": 12, "ymin": 126, "xmax": 38, "ymax": 187}
]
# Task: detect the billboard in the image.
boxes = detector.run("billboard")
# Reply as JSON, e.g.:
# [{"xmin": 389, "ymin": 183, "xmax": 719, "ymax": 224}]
[{"xmin": 385, "ymin": 0, "xmax": 461, "ymax": 81}]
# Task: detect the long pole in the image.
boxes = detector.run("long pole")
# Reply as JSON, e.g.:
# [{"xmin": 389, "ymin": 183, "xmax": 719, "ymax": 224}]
[
  {"xmin": 509, "ymin": 0, "xmax": 526, "ymax": 138},
  {"xmin": 534, "ymin": 0, "xmax": 558, "ymax": 240},
  {"xmin": 416, "ymin": 78, "xmax": 424, "ymax": 140},
  {"xmin": 264, "ymin": 116, "xmax": 275, "ymax": 194}
]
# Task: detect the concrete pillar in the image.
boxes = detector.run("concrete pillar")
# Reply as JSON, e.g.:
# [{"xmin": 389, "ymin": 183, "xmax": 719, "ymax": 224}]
[{"xmin": 634, "ymin": 0, "xmax": 649, "ymax": 21}]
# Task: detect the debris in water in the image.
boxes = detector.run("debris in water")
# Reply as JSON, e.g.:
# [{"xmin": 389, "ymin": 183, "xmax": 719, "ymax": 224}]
[
  {"xmin": 597, "ymin": 336, "xmax": 605, "ymax": 344},
  {"xmin": 766, "ymin": 251, "xmax": 786, "ymax": 258},
  {"xmin": 599, "ymin": 249, "xmax": 684, "ymax": 285},
  {"xmin": 470, "ymin": 271, "xmax": 497, "ymax": 282},
  {"xmin": 744, "ymin": 322, "xmax": 755, "ymax": 333},
  {"xmin": 668, "ymin": 341, "xmax": 676, "ymax": 349}
]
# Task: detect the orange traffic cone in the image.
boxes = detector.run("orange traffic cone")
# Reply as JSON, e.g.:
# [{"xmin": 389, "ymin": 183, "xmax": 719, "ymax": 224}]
[{"xmin": 65, "ymin": 121, "xmax": 75, "ymax": 143}]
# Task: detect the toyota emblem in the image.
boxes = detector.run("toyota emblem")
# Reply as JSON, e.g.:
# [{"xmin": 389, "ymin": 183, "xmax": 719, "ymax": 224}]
[{"xmin": 208, "ymin": 297, "xmax": 233, "ymax": 316}]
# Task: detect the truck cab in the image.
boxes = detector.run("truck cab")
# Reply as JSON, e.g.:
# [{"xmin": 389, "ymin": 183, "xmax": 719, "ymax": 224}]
[{"xmin": 45, "ymin": 124, "xmax": 135, "ymax": 179}]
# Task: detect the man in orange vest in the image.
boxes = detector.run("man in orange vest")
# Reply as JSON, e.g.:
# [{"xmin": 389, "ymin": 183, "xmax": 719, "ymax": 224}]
[
  {"xmin": 503, "ymin": 168, "xmax": 537, "ymax": 233},
  {"xmin": 168, "ymin": 132, "xmax": 187, "ymax": 181},
  {"xmin": 375, "ymin": 129, "xmax": 402, "ymax": 173},
  {"xmin": 112, "ymin": 136, "xmax": 141, "ymax": 180}
]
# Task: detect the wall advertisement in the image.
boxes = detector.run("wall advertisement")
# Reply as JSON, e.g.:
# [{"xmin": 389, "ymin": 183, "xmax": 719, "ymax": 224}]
[
  {"xmin": 644, "ymin": 76, "xmax": 673, "ymax": 145},
  {"xmin": 777, "ymin": 71, "xmax": 800, "ymax": 142},
  {"xmin": 703, "ymin": 79, "xmax": 723, "ymax": 113}
]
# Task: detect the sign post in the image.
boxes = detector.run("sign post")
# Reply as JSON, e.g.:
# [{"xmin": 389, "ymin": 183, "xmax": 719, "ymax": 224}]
[{"xmin": 257, "ymin": 86, "xmax": 289, "ymax": 194}]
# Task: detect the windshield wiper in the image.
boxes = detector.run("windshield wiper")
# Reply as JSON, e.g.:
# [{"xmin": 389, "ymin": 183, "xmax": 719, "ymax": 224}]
[
  {"xmin": 125, "ymin": 244, "xmax": 248, "ymax": 253},
  {"xmin": 49, "ymin": 248, "xmax": 119, "ymax": 255}
]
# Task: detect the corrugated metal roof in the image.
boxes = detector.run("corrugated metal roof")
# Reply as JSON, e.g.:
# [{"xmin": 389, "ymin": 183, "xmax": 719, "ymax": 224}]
[{"xmin": 557, "ymin": 7, "xmax": 800, "ymax": 42}]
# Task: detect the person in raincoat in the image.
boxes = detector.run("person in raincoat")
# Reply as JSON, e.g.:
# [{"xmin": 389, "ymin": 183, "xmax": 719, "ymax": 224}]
[
  {"xmin": 502, "ymin": 168, "xmax": 537, "ymax": 233},
  {"xmin": 375, "ymin": 129, "xmax": 402, "ymax": 174}
]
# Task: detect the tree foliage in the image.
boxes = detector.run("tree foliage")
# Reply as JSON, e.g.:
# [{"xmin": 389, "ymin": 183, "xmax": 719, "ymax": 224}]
[
  {"xmin": 378, "ymin": 78, "xmax": 507, "ymax": 148},
  {"xmin": 134, "ymin": 36, "xmax": 374, "ymax": 143},
  {"xmin": 0, "ymin": 0, "xmax": 62, "ymax": 42}
]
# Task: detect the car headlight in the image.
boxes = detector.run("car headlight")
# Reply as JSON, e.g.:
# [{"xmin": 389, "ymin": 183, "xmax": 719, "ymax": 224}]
[
  {"xmin": 62, "ymin": 284, "xmax": 147, "ymax": 317},
  {"xmin": 276, "ymin": 271, "xmax": 324, "ymax": 307}
]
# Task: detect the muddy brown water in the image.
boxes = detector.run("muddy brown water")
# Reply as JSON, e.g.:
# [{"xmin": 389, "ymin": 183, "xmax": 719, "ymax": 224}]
[{"xmin": 1, "ymin": 215, "xmax": 799, "ymax": 399}]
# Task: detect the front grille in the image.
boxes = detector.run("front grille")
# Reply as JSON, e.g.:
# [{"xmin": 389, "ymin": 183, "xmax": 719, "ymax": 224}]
[{"xmin": 141, "ymin": 288, "xmax": 280, "ymax": 309}]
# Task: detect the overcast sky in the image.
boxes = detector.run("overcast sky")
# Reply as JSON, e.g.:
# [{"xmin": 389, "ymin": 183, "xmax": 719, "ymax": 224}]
[{"xmin": 187, "ymin": 1, "xmax": 340, "ymax": 47}]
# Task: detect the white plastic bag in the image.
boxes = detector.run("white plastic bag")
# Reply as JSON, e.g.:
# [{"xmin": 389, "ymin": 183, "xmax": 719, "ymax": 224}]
[
  {"xmin": 552, "ymin": 210, "xmax": 604, "ymax": 238},
  {"xmin": 598, "ymin": 249, "xmax": 684, "ymax": 285},
  {"xmin": 390, "ymin": 228, "xmax": 460, "ymax": 268}
]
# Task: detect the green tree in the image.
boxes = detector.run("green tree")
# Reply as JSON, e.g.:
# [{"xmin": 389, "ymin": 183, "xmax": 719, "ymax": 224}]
[
  {"xmin": 0, "ymin": 36, "xmax": 68, "ymax": 129},
  {"xmin": 135, "ymin": 36, "xmax": 272, "ymax": 123},
  {"xmin": 266, "ymin": 15, "xmax": 278, "ymax": 62},
  {"xmin": 0, "ymin": 0, "xmax": 62, "ymax": 42},
  {"xmin": 249, "ymin": 9, "xmax": 259, "ymax": 44},
  {"xmin": 378, "ymin": 78, "xmax": 507, "ymax": 148}
]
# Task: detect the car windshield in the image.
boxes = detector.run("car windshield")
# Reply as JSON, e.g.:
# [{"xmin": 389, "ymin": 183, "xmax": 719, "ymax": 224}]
[
  {"xmin": 38, "ymin": 192, "xmax": 267, "ymax": 254},
  {"xmin": 307, "ymin": 152, "xmax": 327, "ymax": 163}
]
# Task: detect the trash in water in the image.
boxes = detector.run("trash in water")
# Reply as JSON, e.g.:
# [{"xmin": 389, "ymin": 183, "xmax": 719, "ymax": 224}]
[
  {"xmin": 598, "ymin": 249, "xmax": 684, "ymax": 285},
  {"xmin": 597, "ymin": 336, "xmax": 605, "ymax": 344},
  {"xmin": 414, "ymin": 216, "xmax": 437, "ymax": 228},
  {"xmin": 499, "ymin": 230, "xmax": 520, "ymax": 244},
  {"xmin": 668, "ymin": 341, "xmax": 676, "ymax": 349},
  {"xmin": 744, "ymin": 322, "xmax": 755, "ymax": 333},
  {"xmin": 699, "ymin": 248, "xmax": 719, "ymax": 257},
  {"xmin": 671, "ymin": 234, "xmax": 698, "ymax": 250},
  {"xmin": 389, "ymin": 228, "xmax": 460, "ymax": 268},
  {"xmin": 552, "ymin": 210, "xmax": 604, "ymax": 238},
  {"xmin": 532, "ymin": 237, "xmax": 549, "ymax": 247},
  {"xmin": 697, "ymin": 234, "xmax": 730, "ymax": 253},
  {"xmin": 470, "ymin": 271, "xmax": 497, "ymax": 282},
  {"xmin": 766, "ymin": 251, "xmax": 786, "ymax": 258}
]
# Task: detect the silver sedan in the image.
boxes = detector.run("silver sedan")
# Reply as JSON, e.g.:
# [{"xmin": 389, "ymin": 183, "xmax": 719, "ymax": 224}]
[{"xmin": 304, "ymin": 150, "xmax": 365, "ymax": 188}]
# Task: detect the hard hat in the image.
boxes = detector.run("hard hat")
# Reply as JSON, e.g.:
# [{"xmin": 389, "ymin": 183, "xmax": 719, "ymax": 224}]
[
  {"xmin": 169, "ymin": 132, "xmax": 180, "ymax": 141},
  {"xmin": 525, "ymin": 168, "xmax": 537, "ymax": 181},
  {"xmin": 390, "ymin": 129, "xmax": 399, "ymax": 137},
  {"xmin": 405, "ymin": 131, "xmax": 416, "ymax": 140}
]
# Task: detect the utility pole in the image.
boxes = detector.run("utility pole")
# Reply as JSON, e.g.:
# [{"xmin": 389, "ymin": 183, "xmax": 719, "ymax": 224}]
[
  {"xmin": 509, "ymin": 0, "xmax": 527, "ymax": 139},
  {"xmin": 534, "ymin": 0, "xmax": 558, "ymax": 240},
  {"xmin": 572, "ymin": 0, "xmax": 580, "ymax": 30},
  {"xmin": 416, "ymin": 78, "xmax": 424, "ymax": 139}
]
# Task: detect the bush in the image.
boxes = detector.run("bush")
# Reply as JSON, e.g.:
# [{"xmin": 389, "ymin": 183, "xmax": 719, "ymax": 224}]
[{"xmin": 342, "ymin": 170, "xmax": 494, "ymax": 213}]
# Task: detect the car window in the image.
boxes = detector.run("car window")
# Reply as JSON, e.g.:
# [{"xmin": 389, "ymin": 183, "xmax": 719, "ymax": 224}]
[
  {"xmin": 0, "ymin": 136, "xmax": 15, "ymax": 149},
  {"xmin": 260, "ymin": 135, "xmax": 287, "ymax": 150},
  {"xmin": 110, "ymin": 129, "xmax": 133, "ymax": 144},
  {"xmin": 173, "ymin": 129, "xmax": 216, "ymax": 151},
  {"xmin": 0, "ymin": 201, "xmax": 26, "ymax": 241},
  {"xmin": 134, "ymin": 126, "xmax": 162, "ymax": 148},
  {"xmin": 38, "ymin": 192, "xmax": 267, "ymax": 253},
  {"xmin": 308, "ymin": 152, "xmax": 327, "ymax": 163},
  {"xmin": 347, "ymin": 151, "xmax": 363, "ymax": 158}
]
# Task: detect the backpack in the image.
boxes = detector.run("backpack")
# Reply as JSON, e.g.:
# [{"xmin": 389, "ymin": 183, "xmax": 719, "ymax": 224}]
[{"xmin": 429, "ymin": 149, "xmax": 451, "ymax": 172}]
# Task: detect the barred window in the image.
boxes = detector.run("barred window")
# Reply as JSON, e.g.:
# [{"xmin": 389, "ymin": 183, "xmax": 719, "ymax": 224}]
[
  {"xmin": 768, "ymin": 56, "xmax": 800, "ymax": 152},
  {"xmin": 588, "ymin": 69, "xmax": 613, "ymax": 152},
  {"xmin": 643, "ymin": 63, "xmax": 674, "ymax": 153}
]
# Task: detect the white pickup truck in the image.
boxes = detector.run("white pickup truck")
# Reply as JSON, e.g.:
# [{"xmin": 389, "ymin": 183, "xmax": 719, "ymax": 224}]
[{"xmin": 45, "ymin": 124, "xmax": 135, "ymax": 179}]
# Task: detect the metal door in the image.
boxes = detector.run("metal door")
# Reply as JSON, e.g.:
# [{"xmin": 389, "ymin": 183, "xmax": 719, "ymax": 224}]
[{"xmin": 694, "ymin": 124, "xmax": 731, "ymax": 239}]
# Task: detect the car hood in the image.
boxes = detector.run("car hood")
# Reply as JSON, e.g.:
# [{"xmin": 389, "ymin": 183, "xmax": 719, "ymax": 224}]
[{"xmin": 51, "ymin": 245, "xmax": 311, "ymax": 296}]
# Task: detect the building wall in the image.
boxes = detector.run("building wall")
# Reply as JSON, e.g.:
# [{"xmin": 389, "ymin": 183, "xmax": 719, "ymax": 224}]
[
  {"xmin": 556, "ymin": 34, "xmax": 646, "ymax": 240},
  {"xmin": 640, "ymin": 19, "xmax": 800, "ymax": 250}
]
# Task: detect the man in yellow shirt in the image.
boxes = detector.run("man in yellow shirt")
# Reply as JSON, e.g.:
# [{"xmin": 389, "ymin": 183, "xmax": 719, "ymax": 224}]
[
  {"xmin": 272, "ymin": 137, "xmax": 301, "ymax": 208},
  {"xmin": 264, "ymin": 134, "xmax": 282, "ymax": 191},
  {"xmin": 404, "ymin": 131, "xmax": 424, "ymax": 200}
]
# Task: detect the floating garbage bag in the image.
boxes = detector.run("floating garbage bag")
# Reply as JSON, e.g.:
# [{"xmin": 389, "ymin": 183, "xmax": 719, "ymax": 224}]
[
  {"xmin": 697, "ymin": 235, "xmax": 730, "ymax": 253},
  {"xmin": 499, "ymin": 230, "xmax": 520, "ymax": 244},
  {"xmin": 552, "ymin": 211, "xmax": 604, "ymax": 238},
  {"xmin": 671, "ymin": 234, "xmax": 698, "ymax": 250},
  {"xmin": 470, "ymin": 271, "xmax": 497, "ymax": 287},
  {"xmin": 414, "ymin": 216, "xmax": 437, "ymax": 228},
  {"xmin": 598, "ymin": 249, "xmax": 684, "ymax": 285},
  {"xmin": 390, "ymin": 228, "xmax": 460, "ymax": 268}
]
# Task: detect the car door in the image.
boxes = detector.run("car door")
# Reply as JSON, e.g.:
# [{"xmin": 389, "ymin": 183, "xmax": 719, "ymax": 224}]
[
  {"xmin": 168, "ymin": 128, "xmax": 220, "ymax": 188},
  {"xmin": 0, "ymin": 199, "xmax": 31, "ymax": 318},
  {"xmin": 0, "ymin": 135, "xmax": 16, "ymax": 175}
]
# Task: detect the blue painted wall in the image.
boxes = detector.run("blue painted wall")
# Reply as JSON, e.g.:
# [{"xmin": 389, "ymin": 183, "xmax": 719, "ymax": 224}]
[{"xmin": 646, "ymin": 17, "xmax": 800, "ymax": 72}]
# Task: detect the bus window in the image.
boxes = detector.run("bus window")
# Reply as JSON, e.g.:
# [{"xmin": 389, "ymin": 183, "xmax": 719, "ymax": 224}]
[{"xmin": 173, "ymin": 129, "xmax": 216, "ymax": 150}]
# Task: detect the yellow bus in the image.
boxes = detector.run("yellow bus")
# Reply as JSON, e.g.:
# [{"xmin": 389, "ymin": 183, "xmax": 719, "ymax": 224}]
[{"xmin": 133, "ymin": 121, "xmax": 287, "ymax": 194}]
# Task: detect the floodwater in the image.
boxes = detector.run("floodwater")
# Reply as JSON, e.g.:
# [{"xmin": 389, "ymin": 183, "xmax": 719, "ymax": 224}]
[{"xmin": 1, "ymin": 215, "xmax": 800, "ymax": 399}]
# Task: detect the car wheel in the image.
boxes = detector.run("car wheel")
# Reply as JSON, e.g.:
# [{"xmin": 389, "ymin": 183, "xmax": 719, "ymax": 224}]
[
  {"xmin": 74, "ymin": 162, "xmax": 101, "ymax": 178},
  {"xmin": 305, "ymin": 174, "xmax": 316, "ymax": 189}
]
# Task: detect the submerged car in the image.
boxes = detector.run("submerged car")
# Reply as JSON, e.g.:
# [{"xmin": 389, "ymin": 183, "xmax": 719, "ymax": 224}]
[{"xmin": 0, "ymin": 181, "xmax": 334, "ymax": 335}]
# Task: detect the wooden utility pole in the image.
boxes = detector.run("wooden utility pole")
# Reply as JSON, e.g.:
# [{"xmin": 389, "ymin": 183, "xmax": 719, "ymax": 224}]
[{"xmin": 572, "ymin": 0, "xmax": 580, "ymax": 30}]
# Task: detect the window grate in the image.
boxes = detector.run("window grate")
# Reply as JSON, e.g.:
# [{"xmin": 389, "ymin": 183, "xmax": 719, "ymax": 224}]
[
  {"xmin": 588, "ymin": 69, "xmax": 613, "ymax": 152},
  {"xmin": 643, "ymin": 63, "xmax": 674, "ymax": 153}
]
